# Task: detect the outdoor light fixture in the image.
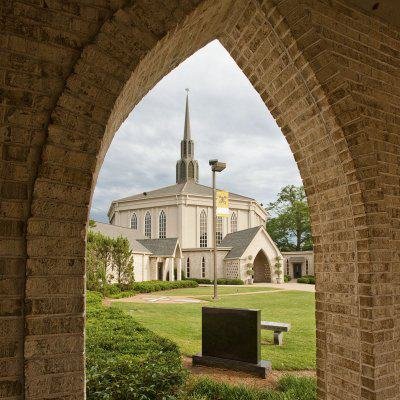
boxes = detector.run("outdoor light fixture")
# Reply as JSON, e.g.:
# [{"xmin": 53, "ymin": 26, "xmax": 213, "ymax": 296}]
[
  {"xmin": 209, "ymin": 159, "xmax": 226, "ymax": 300},
  {"xmin": 209, "ymin": 159, "xmax": 226, "ymax": 172}
]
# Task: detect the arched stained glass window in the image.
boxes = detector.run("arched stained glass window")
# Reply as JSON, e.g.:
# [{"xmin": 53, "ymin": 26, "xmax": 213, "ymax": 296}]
[
  {"xmin": 201, "ymin": 257, "xmax": 206, "ymax": 278},
  {"xmin": 144, "ymin": 211, "xmax": 151, "ymax": 238},
  {"xmin": 200, "ymin": 210, "xmax": 207, "ymax": 247},
  {"xmin": 230, "ymin": 212, "xmax": 237, "ymax": 233},
  {"xmin": 130, "ymin": 213, "xmax": 137, "ymax": 230},
  {"xmin": 159, "ymin": 210, "xmax": 166, "ymax": 238},
  {"xmin": 216, "ymin": 216, "xmax": 223, "ymax": 245},
  {"xmin": 186, "ymin": 258, "xmax": 190, "ymax": 278}
]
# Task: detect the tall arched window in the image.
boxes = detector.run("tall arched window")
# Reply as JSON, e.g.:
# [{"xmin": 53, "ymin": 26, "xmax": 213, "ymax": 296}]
[
  {"xmin": 200, "ymin": 209, "xmax": 207, "ymax": 247},
  {"xmin": 201, "ymin": 257, "xmax": 206, "ymax": 278},
  {"xmin": 230, "ymin": 212, "xmax": 237, "ymax": 233},
  {"xmin": 216, "ymin": 216, "xmax": 223, "ymax": 245},
  {"xmin": 159, "ymin": 210, "xmax": 166, "ymax": 238},
  {"xmin": 130, "ymin": 213, "xmax": 137, "ymax": 230},
  {"xmin": 144, "ymin": 211, "xmax": 151, "ymax": 238},
  {"xmin": 186, "ymin": 257, "xmax": 190, "ymax": 278}
]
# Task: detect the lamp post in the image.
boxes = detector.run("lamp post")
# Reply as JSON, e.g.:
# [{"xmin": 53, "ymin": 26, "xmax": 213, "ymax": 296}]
[{"xmin": 209, "ymin": 159, "xmax": 226, "ymax": 300}]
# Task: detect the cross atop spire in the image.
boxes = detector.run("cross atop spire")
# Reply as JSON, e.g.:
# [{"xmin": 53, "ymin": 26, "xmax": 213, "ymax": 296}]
[{"xmin": 176, "ymin": 90, "xmax": 199, "ymax": 184}]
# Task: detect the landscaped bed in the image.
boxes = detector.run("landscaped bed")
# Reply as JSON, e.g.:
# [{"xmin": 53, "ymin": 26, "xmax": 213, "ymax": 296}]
[{"xmin": 87, "ymin": 288, "xmax": 317, "ymax": 399}]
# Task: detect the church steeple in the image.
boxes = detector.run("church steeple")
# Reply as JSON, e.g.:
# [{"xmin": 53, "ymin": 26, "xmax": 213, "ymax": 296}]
[{"xmin": 176, "ymin": 89, "xmax": 199, "ymax": 184}]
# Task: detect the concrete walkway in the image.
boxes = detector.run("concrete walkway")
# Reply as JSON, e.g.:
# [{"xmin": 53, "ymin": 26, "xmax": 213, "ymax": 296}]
[
  {"xmin": 201, "ymin": 282, "xmax": 315, "ymax": 293},
  {"xmin": 251, "ymin": 282, "xmax": 315, "ymax": 292}
]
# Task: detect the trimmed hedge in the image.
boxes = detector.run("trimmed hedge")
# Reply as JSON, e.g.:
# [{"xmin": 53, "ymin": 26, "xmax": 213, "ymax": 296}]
[
  {"xmin": 297, "ymin": 275, "xmax": 315, "ymax": 284},
  {"xmin": 188, "ymin": 278, "xmax": 244, "ymax": 285},
  {"xmin": 104, "ymin": 280, "xmax": 199, "ymax": 298},
  {"xmin": 86, "ymin": 291, "xmax": 187, "ymax": 400},
  {"xmin": 133, "ymin": 280, "xmax": 198, "ymax": 293},
  {"xmin": 284, "ymin": 275, "xmax": 291, "ymax": 283}
]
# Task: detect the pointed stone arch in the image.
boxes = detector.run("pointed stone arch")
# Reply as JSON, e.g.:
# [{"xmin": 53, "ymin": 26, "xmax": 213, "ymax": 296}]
[
  {"xmin": 253, "ymin": 249, "xmax": 271, "ymax": 283},
  {"xmin": 2, "ymin": 1, "xmax": 398, "ymax": 398}
]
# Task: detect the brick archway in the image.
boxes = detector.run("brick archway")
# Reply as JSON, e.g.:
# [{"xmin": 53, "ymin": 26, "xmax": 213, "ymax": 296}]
[{"xmin": 1, "ymin": 1, "xmax": 399, "ymax": 399}]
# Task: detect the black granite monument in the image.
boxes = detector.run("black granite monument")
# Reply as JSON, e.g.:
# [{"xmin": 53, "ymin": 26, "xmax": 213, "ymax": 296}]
[{"xmin": 192, "ymin": 307, "xmax": 271, "ymax": 378}]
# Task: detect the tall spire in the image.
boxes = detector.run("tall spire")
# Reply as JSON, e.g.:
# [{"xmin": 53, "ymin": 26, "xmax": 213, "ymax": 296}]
[
  {"xmin": 176, "ymin": 89, "xmax": 199, "ymax": 184},
  {"xmin": 184, "ymin": 88, "xmax": 191, "ymax": 140}
]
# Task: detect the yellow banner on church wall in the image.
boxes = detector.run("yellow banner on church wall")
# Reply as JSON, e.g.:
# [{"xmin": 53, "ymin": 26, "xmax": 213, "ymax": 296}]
[{"xmin": 216, "ymin": 190, "xmax": 229, "ymax": 217}]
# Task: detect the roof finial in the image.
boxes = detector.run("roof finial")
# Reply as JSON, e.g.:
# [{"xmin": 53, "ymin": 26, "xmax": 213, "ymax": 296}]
[{"xmin": 185, "ymin": 88, "xmax": 189, "ymax": 93}]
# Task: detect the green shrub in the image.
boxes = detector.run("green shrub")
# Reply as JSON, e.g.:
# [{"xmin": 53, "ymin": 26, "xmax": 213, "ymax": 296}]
[
  {"xmin": 217, "ymin": 278, "xmax": 244, "ymax": 285},
  {"xmin": 183, "ymin": 375, "xmax": 316, "ymax": 400},
  {"xmin": 307, "ymin": 276, "xmax": 315, "ymax": 284},
  {"xmin": 284, "ymin": 275, "xmax": 291, "ymax": 282},
  {"xmin": 103, "ymin": 284, "xmax": 122, "ymax": 296},
  {"xmin": 297, "ymin": 275, "xmax": 315, "ymax": 284},
  {"xmin": 132, "ymin": 280, "xmax": 198, "ymax": 293},
  {"xmin": 188, "ymin": 278, "xmax": 244, "ymax": 285},
  {"xmin": 108, "ymin": 290, "xmax": 137, "ymax": 299},
  {"xmin": 186, "ymin": 278, "xmax": 212, "ymax": 284},
  {"xmin": 86, "ymin": 294, "xmax": 187, "ymax": 400},
  {"xmin": 86, "ymin": 291, "xmax": 103, "ymax": 307}
]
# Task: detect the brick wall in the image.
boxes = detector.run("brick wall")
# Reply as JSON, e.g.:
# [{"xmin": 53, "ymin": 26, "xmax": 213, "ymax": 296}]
[{"xmin": 1, "ymin": 1, "xmax": 399, "ymax": 399}]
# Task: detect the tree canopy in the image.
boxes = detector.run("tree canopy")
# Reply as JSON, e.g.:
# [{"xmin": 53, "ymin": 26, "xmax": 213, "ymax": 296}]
[
  {"xmin": 266, "ymin": 185, "xmax": 312, "ymax": 252},
  {"xmin": 86, "ymin": 229, "xmax": 134, "ymax": 291}
]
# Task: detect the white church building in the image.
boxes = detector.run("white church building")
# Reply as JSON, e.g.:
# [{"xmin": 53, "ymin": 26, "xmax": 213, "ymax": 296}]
[{"xmin": 98, "ymin": 93, "xmax": 284, "ymax": 284}]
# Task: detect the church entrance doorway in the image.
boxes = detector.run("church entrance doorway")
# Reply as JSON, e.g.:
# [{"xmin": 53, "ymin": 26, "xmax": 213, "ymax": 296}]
[
  {"xmin": 253, "ymin": 250, "xmax": 271, "ymax": 283},
  {"xmin": 293, "ymin": 263, "xmax": 302, "ymax": 279},
  {"xmin": 157, "ymin": 262, "xmax": 164, "ymax": 281}
]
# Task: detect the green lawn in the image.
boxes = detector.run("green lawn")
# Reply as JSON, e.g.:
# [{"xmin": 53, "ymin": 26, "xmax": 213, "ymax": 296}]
[
  {"xmin": 153, "ymin": 285, "xmax": 279, "ymax": 298},
  {"xmin": 115, "ymin": 290, "xmax": 316, "ymax": 370}
]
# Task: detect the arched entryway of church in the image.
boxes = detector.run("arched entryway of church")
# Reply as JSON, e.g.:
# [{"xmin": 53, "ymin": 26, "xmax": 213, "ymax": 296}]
[
  {"xmin": 2, "ymin": 1, "xmax": 397, "ymax": 399},
  {"xmin": 253, "ymin": 250, "xmax": 271, "ymax": 283}
]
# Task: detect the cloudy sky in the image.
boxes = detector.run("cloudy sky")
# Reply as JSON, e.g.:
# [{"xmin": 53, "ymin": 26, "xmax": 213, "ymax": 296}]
[{"xmin": 90, "ymin": 40, "xmax": 301, "ymax": 222}]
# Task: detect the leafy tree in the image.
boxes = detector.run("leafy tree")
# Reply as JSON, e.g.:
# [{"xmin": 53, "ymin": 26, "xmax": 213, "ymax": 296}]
[
  {"xmin": 110, "ymin": 236, "xmax": 134, "ymax": 286},
  {"xmin": 86, "ymin": 230, "xmax": 134, "ymax": 291},
  {"xmin": 86, "ymin": 231, "xmax": 111, "ymax": 291},
  {"xmin": 266, "ymin": 185, "xmax": 312, "ymax": 251}
]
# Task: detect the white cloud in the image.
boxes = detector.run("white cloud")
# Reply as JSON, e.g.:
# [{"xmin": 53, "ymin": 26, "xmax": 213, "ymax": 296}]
[{"xmin": 90, "ymin": 40, "xmax": 301, "ymax": 222}]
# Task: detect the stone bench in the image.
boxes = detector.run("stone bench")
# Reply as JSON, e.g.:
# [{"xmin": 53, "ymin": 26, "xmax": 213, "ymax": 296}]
[{"xmin": 261, "ymin": 321, "xmax": 291, "ymax": 346}]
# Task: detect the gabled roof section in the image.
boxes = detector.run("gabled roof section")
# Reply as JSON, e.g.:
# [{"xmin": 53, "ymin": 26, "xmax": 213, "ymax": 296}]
[
  {"xmin": 137, "ymin": 238, "xmax": 179, "ymax": 257},
  {"xmin": 219, "ymin": 226, "xmax": 263, "ymax": 259},
  {"xmin": 114, "ymin": 181, "xmax": 255, "ymax": 203},
  {"xmin": 91, "ymin": 222, "xmax": 151, "ymax": 254}
]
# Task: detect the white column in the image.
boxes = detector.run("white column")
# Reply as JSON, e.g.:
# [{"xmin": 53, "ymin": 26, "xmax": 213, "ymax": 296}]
[
  {"xmin": 177, "ymin": 258, "xmax": 182, "ymax": 281},
  {"xmin": 162, "ymin": 259, "xmax": 168, "ymax": 281},
  {"xmin": 169, "ymin": 258, "xmax": 175, "ymax": 281}
]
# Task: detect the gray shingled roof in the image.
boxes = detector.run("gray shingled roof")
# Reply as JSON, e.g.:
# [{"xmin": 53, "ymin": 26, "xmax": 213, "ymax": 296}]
[
  {"xmin": 114, "ymin": 181, "xmax": 254, "ymax": 203},
  {"xmin": 137, "ymin": 238, "xmax": 179, "ymax": 257},
  {"xmin": 91, "ymin": 221, "xmax": 151, "ymax": 254},
  {"xmin": 219, "ymin": 226, "xmax": 262, "ymax": 259}
]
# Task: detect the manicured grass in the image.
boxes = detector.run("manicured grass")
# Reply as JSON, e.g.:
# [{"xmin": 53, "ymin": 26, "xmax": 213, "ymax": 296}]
[
  {"xmin": 115, "ymin": 290, "xmax": 316, "ymax": 370},
  {"xmin": 156, "ymin": 285, "xmax": 279, "ymax": 297},
  {"xmin": 183, "ymin": 376, "xmax": 316, "ymax": 400}
]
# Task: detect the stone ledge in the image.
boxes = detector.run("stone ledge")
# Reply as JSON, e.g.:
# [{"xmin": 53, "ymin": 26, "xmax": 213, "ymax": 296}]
[{"xmin": 192, "ymin": 353, "xmax": 271, "ymax": 378}]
